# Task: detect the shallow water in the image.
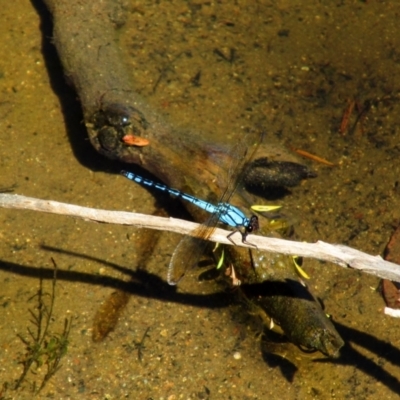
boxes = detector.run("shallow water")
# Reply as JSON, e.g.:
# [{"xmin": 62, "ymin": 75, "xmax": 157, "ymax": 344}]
[{"xmin": 1, "ymin": 0, "xmax": 400, "ymax": 399}]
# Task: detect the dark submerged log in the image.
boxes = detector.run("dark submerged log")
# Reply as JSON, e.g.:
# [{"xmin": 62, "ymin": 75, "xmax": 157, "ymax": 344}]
[{"xmin": 42, "ymin": 0, "xmax": 314, "ymax": 201}]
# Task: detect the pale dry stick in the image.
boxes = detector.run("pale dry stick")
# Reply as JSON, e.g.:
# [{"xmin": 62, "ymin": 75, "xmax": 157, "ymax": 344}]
[{"xmin": 1, "ymin": 193, "xmax": 400, "ymax": 281}]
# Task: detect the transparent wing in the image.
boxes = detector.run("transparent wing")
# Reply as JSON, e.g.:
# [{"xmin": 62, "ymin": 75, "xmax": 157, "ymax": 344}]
[
  {"xmin": 168, "ymin": 131, "xmax": 264, "ymax": 285},
  {"xmin": 215, "ymin": 131, "xmax": 263, "ymax": 205},
  {"xmin": 167, "ymin": 216, "xmax": 218, "ymax": 285}
]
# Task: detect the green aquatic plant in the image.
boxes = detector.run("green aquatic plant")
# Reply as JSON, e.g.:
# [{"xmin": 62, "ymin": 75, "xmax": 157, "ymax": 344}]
[{"xmin": 12, "ymin": 258, "xmax": 72, "ymax": 395}]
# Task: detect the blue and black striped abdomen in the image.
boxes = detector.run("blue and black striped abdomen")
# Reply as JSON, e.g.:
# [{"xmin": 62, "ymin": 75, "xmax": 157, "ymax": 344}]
[
  {"xmin": 121, "ymin": 170, "xmax": 219, "ymax": 215},
  {"xmin": 121, "ymin": 170, "xmax": 254, "ymax": 230}
]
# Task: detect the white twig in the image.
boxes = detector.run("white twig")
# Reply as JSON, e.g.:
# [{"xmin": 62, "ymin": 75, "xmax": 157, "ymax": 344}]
[{"xmin": 1, "ymin": 193, "xmax": 399, "ymax": 281}]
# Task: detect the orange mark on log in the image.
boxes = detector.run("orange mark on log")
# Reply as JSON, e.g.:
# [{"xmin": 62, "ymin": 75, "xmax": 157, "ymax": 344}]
[{"xmin": 122, "ymin": 135, "xmax": 150, "ymax": 147}]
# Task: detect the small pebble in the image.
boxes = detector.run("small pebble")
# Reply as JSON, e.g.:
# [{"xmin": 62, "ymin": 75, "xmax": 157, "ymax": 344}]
[
  {"xmin": 160, "ymin": 329, "xmax": 168, "ymax": 337},
  {"xmin": 233, "ymin": 351, "xmax": 242, "ymax": 360}
]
